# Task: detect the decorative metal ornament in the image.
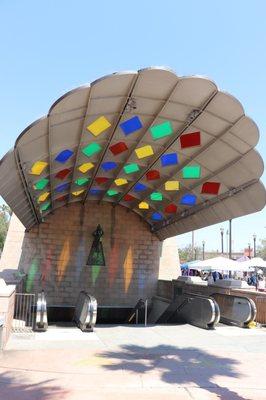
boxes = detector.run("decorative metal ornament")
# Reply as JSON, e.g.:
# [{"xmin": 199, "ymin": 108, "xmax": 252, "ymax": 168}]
[{"xmin": 87, "ymin": 225, "xmax": 105, "ymax": 266}]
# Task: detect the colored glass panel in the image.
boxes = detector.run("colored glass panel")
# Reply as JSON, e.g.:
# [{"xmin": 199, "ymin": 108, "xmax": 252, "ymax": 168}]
[
  {"xmin": 180, "ymin": 131, "xmax": 201, "ymax": 149},
  {"xmin": 134, "ymin": 183, "xmax": 147, "ymax": 192},
  {"xmin": 38, "ymin": 192, "xmax": 50, "ymax": 202},
  {"xmin": 55, "ymin": 168, "xmax": 71, "ymax": 180},
  {"xmin": 55, "ymin": 183, "xmax": 69, "ymax": 192},
  {"xmin": 34, "ymin": 178, "xmax": 49, "ymax": 190},
  {"xmin": 150, "ymin": 121, "xmax": 173, "ymax": 140},
  {"xmin": 86, "ymin": 116, "xmax": 111, "ymax": 136},
  {"xmin": 78, "ymin": 163, "xmax": 94, "ymax": 173},
  {"xmin": 201, "ymin": 182, "xmax": 221, "ymax": 195},
  {"xmin": 40, "ymin": 201, "xmax": 51, "ymax": 212},
  {"xmin": 146, "ymin": 170, "xmax": 160, "ymax": 181},
  {"xmin": 30, "ymin": 161, "xmax": 48, "ymax": 175},
  {"xmin": 135, "ymin": 145, "xmax": 154, "ymax": 159},
  {"xmin": 95, "ymin": 177, "xmax": 109, "ymax": 184},
  {"xmin": 114, "ymin": 178, "xmax": 128, "ymax": 186},
  {"xmin": 180, "ymin": 193, "xmax": 197, "ymax": 206},
  {"xmin": 75, "ymin": 177, "xmax": 89, "ymax": 186},
  {"xmin": 101, "ymin": 161, "xmax": 117, "ymax": 171},
  {"xmin": 120, "ymin": 116, "xmax": 143, "ymax": 135},
  {"xmin": 165, "ymin": 204, "xmax": 177, "ymax": 213},
  {"xmin": 160, "ymin": 153, "xmax": 178, "ymax": 167},
  {"xmin": 150, "ymin": 192, "xmax": 163, "ymax": 201},
  {"xmin": 82, "ymin": 143, "xmax": 102, "ymax": 157},
  {"xmin": 55, "ymin": 149, "xmax": 73, "ymax": 163},
  {"xmin": 151, "ymin": 212, "xmax": 163, "ymax": 221},
  {"xmin": 72, "ymin": 190, "xmax": 85, "ymax": 196},
  {"xmin": 182, "ymin": 165, "xmax": 201, "ymax": 179},
  {"xmin": 123, "ymin": 194, "xmax": 135, "ymax": 201},
  {"xmin": 56, "ymin": 195, "xmax": 67, "ymax": 202},
  {"xmin": 139, "ymin": 201, "xmax": 149, "ymax": 210},
  {"xmin": 89, "ymin": 188, "xmax": 102, "ymax": 195},
  {"xmin": 107, "ymin": 189, "xmax": 118, "ymax": 196},
  {"xmin": 124, "ymin": 163, "xmax": 139, "ymax": 174},
  {"xmin": 109, "ymin": 142, "xmax": 128, "ymax": 155},
  {"xmin": 165, "ymin": 181, "xmax": 180, "ymax": 191}
]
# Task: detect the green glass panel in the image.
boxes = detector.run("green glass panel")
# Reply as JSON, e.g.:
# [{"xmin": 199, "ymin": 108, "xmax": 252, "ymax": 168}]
[
  {"xmin": 123, "ymin": 163, "xmax": 140, "ymax": 174},
  {"xmin": 82, "ymin": 143, "xmax": 102, "ymax": 157},
  {"xmin": 150, "ymin": 121, "xmax": 173, "ymax": 140},
  {"xmin": 75, "ymin": 177, "xmax": 89, "ymax": 186},
  {"xmin": 150, "ymin": 192, "xmax": 163, "ymax": 201},
  {"xmin": 40, "ymin": 201, "xmax": 51, "ymax": 211},
  {"xmin": 34, "ymin": 178, "xmax": 49, "ymax": 190},
  {"xmin": 182, "ymin": 165, "xmax": 201, "ymax": 179},
  {"xmin": 107, "ymin": 189, "xmax": 118, "ymax": 196}
]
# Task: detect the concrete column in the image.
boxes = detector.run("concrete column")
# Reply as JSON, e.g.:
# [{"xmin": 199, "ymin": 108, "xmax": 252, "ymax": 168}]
[
  {"xmin": 0, "ymin": 279, "xmax": 15, "ymax": 349},
  {"xmin": 158, "ymin": 236, "xmax": 181, "ymax": 280},
  {"xmin": 0, "ymin": 213, "xmax": 25, "ymax": 274}
]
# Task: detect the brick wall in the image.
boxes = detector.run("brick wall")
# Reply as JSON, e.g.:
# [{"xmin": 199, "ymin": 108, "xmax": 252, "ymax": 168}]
[{"xmin": 18, "ymin": 202, "xmax": 164, "ymax": 307}]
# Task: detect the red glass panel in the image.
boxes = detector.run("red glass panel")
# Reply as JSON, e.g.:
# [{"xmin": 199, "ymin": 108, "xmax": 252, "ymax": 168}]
[
  {"xmin": 201, "ymin": 182, "xmax": 221, "ymax": 195},
  {"xmin": 146, "ymin": 170, "xmax": 160, "ymax": 181},
  {"xmin": 95, "ymin": 177, "xmax": 109, "ymax": 184},
  {"xmin": 123, "ymin": 194, "xmax": 135, "ymax": 201},
  {"xmin": 180, "ymin": 131, "xmax": 201, "ymax": 148},
  {"xmin": 109, "ymin": 141, "xmax": 128, "ymax": 155},
  {"xmin": 55, "ymin": 168, "xmax": 71, "ymax": 180},
  {"xmin": 165, "ymin": 204, "xmax": 177, "ymax": 213}
]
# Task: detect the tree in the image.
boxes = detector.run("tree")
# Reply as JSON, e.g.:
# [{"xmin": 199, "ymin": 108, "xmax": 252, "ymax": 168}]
[
  {"xmin": 179, "ymin": 244, "xmax": 202, "ymax": 263},
  {"xmin": 257, "ymin": 239, "xmax": 266, "ymax": 260},
  {"xmin": 0, "ymin": 204, "xmax": 12, "ymax": 251}
]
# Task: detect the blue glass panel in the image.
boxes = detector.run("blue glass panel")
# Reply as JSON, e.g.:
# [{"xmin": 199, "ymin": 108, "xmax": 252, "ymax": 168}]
[
  {"xmin": 180, "ymin": 193, "xmax": 197, "ymax": 206},
  {"xmin": 55, "ymin": 183, "xmax": 70, "ymax": 192},
  {"xmin": 160, "ymin": 153, "xmax": 178, "ymax": 167},
  {"xmin": 101, "ymin": 161, "xmax": 117, "ymax": 171},
  {"xmin": 55, "ymin": 149, "xmax": 74, "ymax": 163},
  {"xmin": 120, "ymin": 116, "xmax": 143, "ymax": 136},
  {"xmin": 133, "ymin": 183, "xmax": 147, "ymax": 192},
  {"xmin": 152, "ymin": 212, "xmax": 163, "ymax": 221},
  {"xmin": 89, "ymin": 188, "xmax": 102, "ymax": 195}
]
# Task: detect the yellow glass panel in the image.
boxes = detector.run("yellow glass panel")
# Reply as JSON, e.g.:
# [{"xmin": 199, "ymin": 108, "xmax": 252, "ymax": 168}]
[
  {"xmin": 114, "ymin": 178, "xmax": 128, "ymax": 186},
  {"xmin": 86, "ymin": 116, "xmax": 111, "ymax": 136},
  {"xmin": 139, "ymin": 201, "xmax": 149, "ymax": 209},
  {"xmin": 38, "ymin": 192, "xmax": 50, "ymax": 202},
  {"xmin": 72, "ymin": 190, "xmax": 85, "ymax": 196},
  {"xmin": 78, "ymin": 162, "xmax": 94, "ymax": 173},
  {"xmin": 30, "ymin": 161, "xmax": 48, "ymax": 175},
  {"xmin": 135, "ymin": 145, "xmax": 154, "ymax": 159},
  {"xmin": 165, "ymin": 181, "xmax": 180, "ymax": 191}
]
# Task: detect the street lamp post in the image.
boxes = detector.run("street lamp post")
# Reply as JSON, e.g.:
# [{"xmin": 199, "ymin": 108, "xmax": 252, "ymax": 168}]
[
  {"xmin": 253, "ymin": 234, "xmax": 257, "ymax": 257},
  {"xmin": 248, "ymin": 242, "xmax": 251, "ymax": 259},
  {"xmin": 220, "ymin": 228, "xmax": 224, "ymax": 254},
  {"xmin": 202, "ymin": 240, "xmax": 205, "ymax": 260}
]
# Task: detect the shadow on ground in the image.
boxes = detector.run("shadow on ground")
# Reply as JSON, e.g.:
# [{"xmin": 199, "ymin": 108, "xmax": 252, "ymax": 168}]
[
  {"xmin": 100, "ymin": 344, "xmax": 250, "ymax": 400},
  {"xmin": 0, "ymin": 371, "xmax": 68, "ymax": 400}
]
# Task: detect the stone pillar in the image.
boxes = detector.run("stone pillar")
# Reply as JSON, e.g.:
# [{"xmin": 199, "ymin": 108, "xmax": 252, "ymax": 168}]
[
  {"xmin": 0, "ymin": 213, "xmax": 25, "ymax": 274},
  {"xmin": 158, "ymin": 236, "xmax": 181, "ymax": 280},
  {"xmin": 0, "ymin": 279, "xmax": 15, "ymax": 349}
]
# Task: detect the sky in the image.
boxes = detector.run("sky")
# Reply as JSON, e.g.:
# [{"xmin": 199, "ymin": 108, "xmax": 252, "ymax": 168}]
[{"xmin": 0, "ymin": 0, "xmax": 265, "ymax": 252}]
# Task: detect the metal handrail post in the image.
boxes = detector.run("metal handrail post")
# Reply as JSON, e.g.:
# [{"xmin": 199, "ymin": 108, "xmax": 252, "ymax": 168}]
[{"xmin": 144, "ymin": 299, "xmax": 148, "ymax": 326}]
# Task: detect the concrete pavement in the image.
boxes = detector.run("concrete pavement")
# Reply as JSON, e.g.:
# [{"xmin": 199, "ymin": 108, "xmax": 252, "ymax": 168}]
[{"xmin": 0, "ymin": 324, "xmax": 266, "ymax": 399}]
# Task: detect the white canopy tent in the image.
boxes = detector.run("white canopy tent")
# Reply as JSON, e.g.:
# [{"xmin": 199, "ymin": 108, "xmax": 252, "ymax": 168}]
[
  {"xmin": 239, "ymin": 257, "xmax": 266, "ymax": 269},
  {"xmin": 191, "ymin": 256, "xmax": 250, "ymax": 272}
]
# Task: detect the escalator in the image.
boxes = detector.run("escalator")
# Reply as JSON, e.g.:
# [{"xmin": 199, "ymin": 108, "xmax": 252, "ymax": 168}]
[{"xmin": 148, "ymin": 291, "xmax": 256, "ymax": 330}]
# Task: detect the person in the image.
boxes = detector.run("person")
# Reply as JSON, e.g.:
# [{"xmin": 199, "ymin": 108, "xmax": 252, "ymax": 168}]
[{"xmin": 207, "ymin": 273, "xmax": 214, "ymax": 285}]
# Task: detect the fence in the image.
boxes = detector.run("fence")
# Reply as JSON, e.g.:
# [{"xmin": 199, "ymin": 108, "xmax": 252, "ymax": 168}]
[{"xmin": 12, "ymin": 293, "xmax": 35, "ymax": 332}]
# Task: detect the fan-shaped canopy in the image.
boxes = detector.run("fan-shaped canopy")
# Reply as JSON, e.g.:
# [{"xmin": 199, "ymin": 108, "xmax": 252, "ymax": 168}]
[{"xmin": 0, "ymin": 67, "xmax": 265, "ymax": 240}]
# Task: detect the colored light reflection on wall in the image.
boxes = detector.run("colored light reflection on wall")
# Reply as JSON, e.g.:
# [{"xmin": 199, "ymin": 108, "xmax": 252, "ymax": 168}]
[
  {"xmin": 26, "ymin": 258, "xmax": 39, "ymax": 292},
  {"xmin": 57, "ymin": 238, "xmax": 70, "ymax": 283},
  {"xmin": 41, "ymin": 246, "xmax": 53, "ymax": 287},
  {"xmin": 108, "ymin": 240, "xmax": 120, "ymax": 288},
  {"xmin": 123, "ymin": 246, "xmax": 133, "ymax": 293},
  {"xmin": 92, "ymin": 265, "xmax": 101, "ymax": 285}
]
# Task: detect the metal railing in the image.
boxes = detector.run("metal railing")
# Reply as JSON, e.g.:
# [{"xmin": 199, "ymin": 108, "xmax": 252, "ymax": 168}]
[{"xmin": 12, "ymin": 293, "xmax": 35, "ymax": 332}]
